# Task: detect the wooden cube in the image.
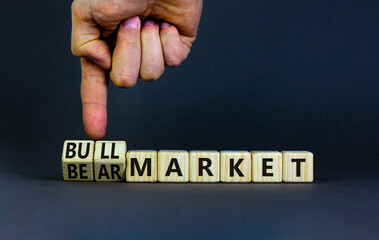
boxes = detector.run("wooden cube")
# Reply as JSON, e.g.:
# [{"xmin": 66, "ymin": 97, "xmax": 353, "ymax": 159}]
[
  {"xmin": 189, "ymin": 151, "xmax": 220, "ymax": 182},
  {"xmin": 282, "ymin": 151, "xmax": 313, "ymax": 182},
  {"xmin": 126, "ymin": 150, "xmax": 157, "ymax": 182},
  {"xmin": 251, "ymin": 151, "xmax": 282, "ymax": 182},
  {"xmin": 94, "ymin": 141, "xmax": 127, "ymax": 181},
  {"xmin": 220, "ymin": 151, "xmax": 251, "ymax": 182},
  {"xmin": 158, "ymin": 150, "xmax": 189, "ymax": 182},
  {"xmin": 62, "ymin": 140, "xmax": 94, "ymax": 181}
]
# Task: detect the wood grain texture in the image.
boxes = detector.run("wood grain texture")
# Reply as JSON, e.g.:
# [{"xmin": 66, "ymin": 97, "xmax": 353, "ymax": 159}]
[
  {"xmin": 189, "ymin": 151, "xmax": 220, "ymax": 182},
  {"xmin": 282, "ymin": 151, "xmax": 313, "ymax": 182},
  {"xmin": 94, "ymin": 141, "xmax": 127, "ymax": 181},
  {"xmin": 158, "ymin": 150, "xmax": 189, "ymax": 182},
  {"xmin": 126, "ymin": 150, "xmax": 157, "ymax": 182},
  {"xmin": 62, "ymin": 140, "xmax": 94, "ymax": 181},
  {"xmin": 251, "ymin": 151, "xmax": 282, "ymax": 182},
  {"xmin": 220, "ymin": 151, "xmax": 251, "ymax": 182}
]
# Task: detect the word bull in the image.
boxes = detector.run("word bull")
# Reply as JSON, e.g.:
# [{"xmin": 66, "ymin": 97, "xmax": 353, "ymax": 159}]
[{"xmin": 62, "ymin": 140, "xmax": 314, "ymax": 183}]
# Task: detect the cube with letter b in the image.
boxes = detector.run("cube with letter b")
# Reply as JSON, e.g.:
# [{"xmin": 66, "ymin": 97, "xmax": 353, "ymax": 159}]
[
  {"xmin": 94, "ymin": 141, "xmax": 127, "ymax": 181},
  {"xmin": 282, "ymin": 151, "xmax": 313, "ymax": 182},
  {"xmin": 62, "ymin": 140, "xmax": 94, "ymax": 181}
]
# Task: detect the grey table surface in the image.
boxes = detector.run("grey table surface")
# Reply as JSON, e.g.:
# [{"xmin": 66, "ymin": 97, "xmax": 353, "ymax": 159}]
[{"xmin": 1, "ymin": 148, "xmax": 378, "ymax": 240}]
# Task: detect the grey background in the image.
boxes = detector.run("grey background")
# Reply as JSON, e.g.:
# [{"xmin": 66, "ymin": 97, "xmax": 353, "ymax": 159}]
[{"xmin": 0, "ymin": 0, "xmax": 378, "ymax": 239}]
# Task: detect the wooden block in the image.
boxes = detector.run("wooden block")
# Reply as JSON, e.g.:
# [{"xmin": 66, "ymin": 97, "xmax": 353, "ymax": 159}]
[
  {"xmin": 158, "ymin": 150, "xmax": 189, "ymax": 182},
  {"xmin": 94, "ymin": 141, "xmax": 126, "ymax": 181},
  {"xmin": 62, "ymin": 140, "xmax": 94, "ymax": 181},
  {"xmin": 251, "ymin": 151, "xmax": 282, "ymax": 182},
  {"xmin": 220, "ymin": 151, "xmax": 251, "ymax": 182},
  {"xmin": 189, "ymin": 151, "xmax": 220, "ymax": 182},
  {"xmin": 126, "ymin": 150, "xmax": 157, "ymax": 182},
  {"xmin": 282, "ymin": 151, "xmax": 313, "ymax": 182}
]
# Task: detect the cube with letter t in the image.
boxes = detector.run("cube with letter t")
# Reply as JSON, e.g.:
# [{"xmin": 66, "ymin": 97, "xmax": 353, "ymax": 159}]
[
  {"xmin": 94, "ymin": 141, "xmax": 127, "ymax": 181},
  {"xmin": 62, "ymin": 140, "xmax": 94, "ymax": 181},
  {"xmin": 282, "ymin": 151, "xmax": 313, "ymax": 182}
]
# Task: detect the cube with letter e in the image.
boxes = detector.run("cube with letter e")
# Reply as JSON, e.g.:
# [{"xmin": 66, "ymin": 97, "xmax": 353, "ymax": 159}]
[
  {"xmin": 62, "ymin": 140, "xmax": 94, "ymax": 181},
  {"xmin": 251, "ymin": 151, "xmax": 282, "ymax": 182}
]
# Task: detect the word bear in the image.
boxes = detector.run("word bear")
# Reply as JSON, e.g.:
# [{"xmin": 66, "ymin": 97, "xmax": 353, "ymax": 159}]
[{"xmin": 62, "ymin": 140, "xmax": 313, "ymax": 183}]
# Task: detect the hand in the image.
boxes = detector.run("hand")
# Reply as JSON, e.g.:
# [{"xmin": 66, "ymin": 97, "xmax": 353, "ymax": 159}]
[{"xmin": 71, "ymin": 0, "xmax": 203, "ymax": 140}]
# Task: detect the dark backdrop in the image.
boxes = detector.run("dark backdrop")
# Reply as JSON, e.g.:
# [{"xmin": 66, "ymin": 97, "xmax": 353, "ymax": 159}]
[{"xmin": 0, "ymin": 0, "xmax": 378, "ymax": 239}]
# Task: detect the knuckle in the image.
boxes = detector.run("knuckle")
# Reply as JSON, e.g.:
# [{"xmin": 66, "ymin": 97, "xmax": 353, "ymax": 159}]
[
  {"xmin": 122, "ymin": 35, "xmax": 139, "ymax": 45},
  {"xmin": 82, "ymin": 74, "xmax": 106, "ymax": 84},
  {"xmin": 111, "ymin": 72, "xmax": 138, "ymax": 88},
  {"xmin": 71, "ymin": 45, "xmax": 80, "ymax": 57},
  {"xmin": 71, "ymin": 1, "xmax": 79, "ymax": 13},
  {"xmin": 98, "ymin": 0, "xmax": 121, "ymax": 15}
]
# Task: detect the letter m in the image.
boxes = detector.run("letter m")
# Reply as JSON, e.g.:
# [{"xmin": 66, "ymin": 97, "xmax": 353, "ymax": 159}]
[{"xmin": 131, "ymin": 158, "xmax": 152, "ymax": 176}]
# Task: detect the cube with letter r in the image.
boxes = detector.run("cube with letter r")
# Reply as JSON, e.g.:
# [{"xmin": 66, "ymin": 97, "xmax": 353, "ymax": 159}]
[{"xmin": 94, "ymin": 141, "xmax": 127, "ymax": 181}]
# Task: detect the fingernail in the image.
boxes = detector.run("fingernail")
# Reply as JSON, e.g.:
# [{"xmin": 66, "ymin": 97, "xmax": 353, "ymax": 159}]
[
  {"xmin": 161, "ymin": 22, "xmax": 170, "ymax": 29},
  {"xmin": 144, "ymin": 20, "xmax": 156, "ymax": 26},
  {"xmin": 121, "ymin": 16, "xmax": 139, "ymax": 29}
]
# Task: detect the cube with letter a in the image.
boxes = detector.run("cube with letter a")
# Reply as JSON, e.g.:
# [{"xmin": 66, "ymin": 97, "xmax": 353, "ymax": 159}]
[
  {"xmin": 282, "ymin": 151, "xmax": 313, "ymax": 182},
  {"xmin": 62, "ymin": 140, "xmax": 94, "ymax": 181},
  {"xmin": 94, "ymin": 141, "xmax": 127, "ymax": 181},
  {"xmin": 158, "ymin": 150, "xmax": 189, "ymax": 182}
]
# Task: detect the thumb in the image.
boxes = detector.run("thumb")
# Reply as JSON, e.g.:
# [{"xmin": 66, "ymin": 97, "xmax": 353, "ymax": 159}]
[{"xmin": 71, "ymin": 1, "xmax": 111, "ymax": 70}]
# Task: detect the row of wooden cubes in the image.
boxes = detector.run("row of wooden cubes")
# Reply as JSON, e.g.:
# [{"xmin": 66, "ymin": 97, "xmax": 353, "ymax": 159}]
[{"xmin": 62, "ymin": 140, "xmax": 313, "ymax": 182}]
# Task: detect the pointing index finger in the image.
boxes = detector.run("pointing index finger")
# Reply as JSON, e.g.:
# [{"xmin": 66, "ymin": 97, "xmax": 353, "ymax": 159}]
[{"xmin": 81, "ymin": 58, "xmax": 109, "ymax": 140}]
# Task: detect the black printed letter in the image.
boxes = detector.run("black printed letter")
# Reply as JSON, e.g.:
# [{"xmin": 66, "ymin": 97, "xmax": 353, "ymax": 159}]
[
  {"xmin": 199, "ymin": 158, "xmax": 213, "ymax": 176},
  {"xmin": 262, "ymin": 158, "xmax": 273, "ymax": 177},
  {"xmin": 67, "ymin": 164, "xmax": 78, "ymax": 178},
  {"xmin": 78, "ymin": 164, "xmax": 88, "ymax": 179},
  {"xmin": 131, "ymin": 158, "xmax": 152, "ymax": 176},
  {"xmin": 230, "ymin": 158, "xmax": 244, "ymax": 177},
  {"xmin": 165, "ymin": 158, "xmax": 183, "ymax": 176},
  {"xmin": 101, "ymin": 142, "xmax": 109, "ymax": 159},
  {"xmin": 291, "ymin": 158, "xmax": 306, "ymax": 177},
  {"xmin": 111, "ymin": 164, "xmax": 122, "ymax": 180},
  {"xmin": 78, "ymin": 143, "xmax": 90, "ymax": 159},
  {"xmin": 98, "ymin": 164, "xmax": 110, "ymax": 179},
  {"xmin": 66, "ymin": 143, "xmax": 76, "ymax": 158},
  {"xmin": 110, "ymin": 143, "xmax": 119, "ymax": 159}
]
